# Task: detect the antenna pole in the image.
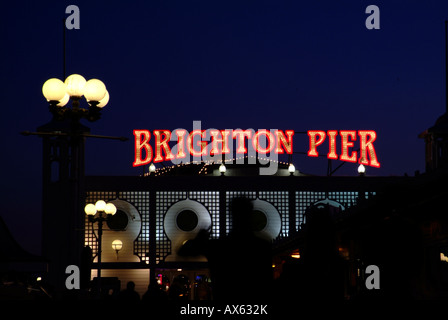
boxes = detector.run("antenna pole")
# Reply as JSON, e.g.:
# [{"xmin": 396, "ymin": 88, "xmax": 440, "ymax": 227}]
[
  {"xmin": 63, "ymin": 18, "xmax": 66, "ymax": 80},
  {"xmin": 445, "ymin": 21, "xmax": 448, "ymax": 113}
]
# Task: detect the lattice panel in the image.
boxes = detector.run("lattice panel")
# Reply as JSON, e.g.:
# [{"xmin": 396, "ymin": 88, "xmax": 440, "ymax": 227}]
[
  {"xmin": 327, "ymin": 191, "xmax": 359, "ymax": 209},
  {"xmin": 295, "ymin": 191, "xmax": 372, "ymax": 231},
  {"xmin": 259, "ymin": 191, "xmax": 289, "ymax": 238},
  {"xmin": 156, "ymin": 191, "xmax": 220, "ymax": 263},
  {"xmin": 295, "ymin": 191, "xmax": 326, "ymax": 230},
  {"xmin": 119, "ymin": 191, "xmax": 150, "ymax": 264},
  {"xmin": 156, "ymin": 192, "xmax": 186, "ymax": 264},
  {"xmin": 189, "ymin": 191, "xmax": 220, "ymax": 239}
]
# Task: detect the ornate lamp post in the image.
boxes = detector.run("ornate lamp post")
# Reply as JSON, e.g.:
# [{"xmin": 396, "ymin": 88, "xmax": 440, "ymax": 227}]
[
  {"xmin": 84, "ymin": 200, "xmax": 117, "ymax": 287},
  {"xmin": 42, "ymin": 74, "xmax": 110, "ymax": 121},
  {"xmin": 22, "ymin": 74, "xmax": 113, "ymax": 292}
]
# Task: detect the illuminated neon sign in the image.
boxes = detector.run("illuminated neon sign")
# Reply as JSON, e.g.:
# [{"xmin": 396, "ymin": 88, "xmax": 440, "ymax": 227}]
[
  {"xmin": 133, "ymin": 122, "xmax": 380, "ymax": 173},
  {"xmin": 308, "ymin": 130, "xmax": 380, "ymax": 167},
  {"xmin": 133, "ymin": 129, "xmax": 294, "ymax": 166}
]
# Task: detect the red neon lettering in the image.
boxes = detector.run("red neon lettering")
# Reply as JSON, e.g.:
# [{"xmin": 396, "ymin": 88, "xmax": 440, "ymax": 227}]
[
  {"xmin": 358, "ymin": 130, "xmax": 380, "ymax": 167},
  {"xmin": 133, "ymin": 130, "xmax": 152, "ymax": 167},
  {"xmin": 253, "ymin": 130, "xmax": 275, "ymax": 154},
  {"xmin": 275, "ymin": 130, "xmax": 294, "ymax": 154},
  {"xmin": 327, "ymin": 130, "xmax": 338, "ymax": 160},
  {"xmin": 233, "ymin": 130, "xmax": 252, "ymax": 154},
  {"xmin": 210, "ymin": 130, "xmax": 231, "ymax": 155},
  {"xmin": 340, "ymin": 130, "xmax": 357, "ymax": 163},
  {"xmin": 153, "ymin": 130, "xmax": 174, "ymax": 162},
  {"xmin": 133, "ymin": 128, "xmax": 380, "ymax": 168},
  {"xmin": 187, "ymin": 130, "xmax": 207, "ymax": 157},
  {"xmin": 307, "ymin": 131, "xmax": 326, "ymax": 157},
  {"xmin": 174, "ymin": 129, "xmax": 187, "ymax": 159}
]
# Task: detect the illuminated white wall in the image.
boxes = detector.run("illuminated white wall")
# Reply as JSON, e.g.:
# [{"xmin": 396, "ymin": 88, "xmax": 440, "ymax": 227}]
[
  {"xmin": 93, "ymin": 199, "xmax": 141, "ymax": 263},
  {"xmin": 252, "ymin": 199, "xmax": 281, "ymax": 241},
  {"xmin": 164, "ymin": 199, "xmax": 211, "ymax": 262}
]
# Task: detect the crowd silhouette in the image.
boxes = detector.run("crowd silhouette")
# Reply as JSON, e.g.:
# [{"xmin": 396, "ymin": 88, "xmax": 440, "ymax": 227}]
[
  {"xmin": 112, "ymin": 197, "xmax": 346, "ymax": 305},
  {"xmin": 2, "ymin": 196, "xmax": 349, "ymax": 306}
]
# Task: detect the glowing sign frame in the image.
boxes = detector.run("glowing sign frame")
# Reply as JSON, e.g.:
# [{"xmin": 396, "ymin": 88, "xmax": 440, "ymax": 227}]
[
  {"xmin": 133, "ymin": 129, "xmax": 380, "ymax": 169},
  {"xmin": 133, "ymin": 129, "xmax": 294, "ymax": 167},
  {"xmin": 307, "ymin": 130, "xmax": 380, "ymax": 168}
]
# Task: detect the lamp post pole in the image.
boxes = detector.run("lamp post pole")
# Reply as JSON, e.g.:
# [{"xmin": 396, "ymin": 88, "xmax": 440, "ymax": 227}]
[
  {"xmin": 97, "ymin": 215, "xmax": 103, "ymax": 280},
  {"xmin": 85, "ymin": 201, "xmax": 116, "ymax": 295},
  {"xmin": 445, "ymin": 20, "xmax": 448, "ymax": 113}
]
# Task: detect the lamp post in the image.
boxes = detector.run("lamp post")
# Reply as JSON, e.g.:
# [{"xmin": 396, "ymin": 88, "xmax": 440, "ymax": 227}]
[
  {"xmin": 358, "ymin": 164, "xmax": 366, "ymax": 176},
  {"xmin": 357, "ymin": 161, "xmax": 366, "ymax": 203},
  {"xmin": 31, "ymin": 74, "xmax": 113, "ymax": 291},
  {"xmin": 85, "ymin": 200, "xmax": 117, "ymax": 288},
  {"xmin": 22, "ymin": 73, "xmax": 123, "ymax": 292},
  {"xmin": 42, "ymin": 74, "xmax": 110, "ymax": 122},
  {"xmin": 219, "ymin": 163, "xmax": 227, "ymax": 176},
  {"xmin": 112, "ymin": 240, "xmax": 123, "ymax": 260},
  {"xmin": 288, "ymin": 163, "xmax": 296, "ymax": 176},
  {"xmin": 29, "ymin": 74, "xmax": 113, "ymax": 291}
]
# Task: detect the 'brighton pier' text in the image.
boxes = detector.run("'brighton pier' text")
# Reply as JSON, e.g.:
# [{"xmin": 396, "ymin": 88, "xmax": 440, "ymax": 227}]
[{"xmin": 133, "ymin": 124, "xmax": 380, "ymax": 174}]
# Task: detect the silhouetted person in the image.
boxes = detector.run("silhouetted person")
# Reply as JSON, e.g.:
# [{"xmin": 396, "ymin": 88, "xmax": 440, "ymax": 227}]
[
  {"xmin": 273, "ymin": 204, "xmax": 345, "ymax": 308},
  {"xmin": 179, "ymin": 197, "xmax": 273, "ymax": 302},
  {"xmin": 142, "ymin": 282, "xmax": 168, "ymax": 302},
  {"xmin": 118, "ymin": 281, "xmax": 140, "ymax": 302},
  {"xmin": 168, "ymin": 279, "xmax": 186, "ymax": 301},
  {"xmin": 296, "ymin": 205, "xmax": 345, "ymax": 301},
  {"xmin": 80, "ymin": 246, "xmax": 93, "ymax": 290}
]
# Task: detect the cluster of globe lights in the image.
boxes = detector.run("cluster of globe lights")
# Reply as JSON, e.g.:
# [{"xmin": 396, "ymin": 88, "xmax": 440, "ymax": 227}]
[
  {"xmin": 42, "ymin": 74, "xmax": 109, "ymax": 109},
  {"xmin": 84, "ymin": 200, "xmax": 117, "ymax": 217}
]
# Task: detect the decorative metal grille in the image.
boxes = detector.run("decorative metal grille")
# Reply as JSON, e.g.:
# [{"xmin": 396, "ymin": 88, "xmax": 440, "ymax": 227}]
[
  {"xmin": 155, "ymin": 191, "xmax": 219, "ymax": 263},
  {"xmin": 118, "ymin": 191, "xmax": 150, "ymax": 263},
  {"xmin": 85, "ymin": 189, "xmax": 378, "ymax": 264},
  {"xmin": 85, "ymin": 191, "xmax": 149, "ymax": 262},
  {"xmin": 327, "ymin": 191, "xmax": 358, "ymax": 209},
  {"xmin": 295, "ymin": 191, "xmax": 375, "ymax": 231},
  {"xmin": 155, "ymin": 192, "xmax": 185, "ymax": 264},
  {"xmin": 225, "ymin": 191, "xmax": 289, "ymax": 239},
  {"xmin": 296, "ymin": 191, "xmax": 327, "ymax": 230},
  {"xmin": 258, "ymin": 191, "xmax": 289, "ymax": 238},
  {"xmin": 189, "ymin": 191, "xmax": 220, "ymax": 239}
]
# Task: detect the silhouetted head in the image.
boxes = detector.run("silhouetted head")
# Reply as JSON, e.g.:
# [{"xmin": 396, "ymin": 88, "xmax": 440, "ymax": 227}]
[
  {"xmin": 231, "ymin": 197, "xmax": 254, "ymax": 234},
  {"xmin": 127, "ymin": 281, "xmax": 135, "ymax": 290}
]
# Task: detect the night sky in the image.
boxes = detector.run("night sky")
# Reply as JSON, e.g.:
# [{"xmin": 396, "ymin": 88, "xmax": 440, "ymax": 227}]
[{"xmin": 1, "ymin": 0, "xmax": 447, "ymax": 255}]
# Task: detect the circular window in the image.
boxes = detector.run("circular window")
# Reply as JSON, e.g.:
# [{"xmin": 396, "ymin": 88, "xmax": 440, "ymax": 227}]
[
  {"xmin": 107, "ymin": 210, "xmax": 129, "ymax": 231},
  {"xmin": 176, "ymin": 210, "xmax": 199, "ymax": 232},
  {"xmin": 251, "ymin": 210, "xmax": 268, "ymax": 232}
]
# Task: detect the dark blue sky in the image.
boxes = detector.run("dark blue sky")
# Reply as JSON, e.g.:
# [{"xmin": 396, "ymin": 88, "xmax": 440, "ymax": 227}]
[{"xmin": 1, "ymin": 0, "xmax": 447, "ymax": 254}]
